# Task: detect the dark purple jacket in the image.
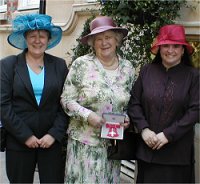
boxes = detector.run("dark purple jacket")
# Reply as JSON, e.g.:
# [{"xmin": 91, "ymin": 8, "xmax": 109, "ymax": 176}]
[{"xmin": 128, "ymin": 62, "xmax": 199, "ymax": 165}]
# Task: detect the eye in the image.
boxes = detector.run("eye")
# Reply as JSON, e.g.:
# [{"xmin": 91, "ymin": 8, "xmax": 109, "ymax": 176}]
[
  {"xmin": 174, "ymin": 44, "xmax": 182, "ymax": 48},
  {"xmin": 106, "ymin": 36, "xmax": 112, "ymax": 40},
  {"xmin": 162, "ymin": 44, "xmax": 169, "ymax": 48},
  {"xmin": 39, "ymin": 35, "xmax": 47, "ymax": 39},
  {"xmin": 30, "ymin": 35, "xmax": 36, "ymax": 38}
]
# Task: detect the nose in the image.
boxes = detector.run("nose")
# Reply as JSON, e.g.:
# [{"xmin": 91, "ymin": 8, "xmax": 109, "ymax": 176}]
[
  {"xmin": 35, "ymin": 35, "xmax": 41, "ymax": 43},
  {"xmin": 167, "ymin": 45, "xmax": 174, "ymax": 53},
  {"xmin": 101, "ymin": 38, "xmax": 108, "ymax": 45}
]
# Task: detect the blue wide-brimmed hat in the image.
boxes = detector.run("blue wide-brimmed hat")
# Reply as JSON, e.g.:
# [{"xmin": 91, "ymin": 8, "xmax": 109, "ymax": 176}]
[{"xmin": 8, "ymin": 13, "xmax": 62, "ymax": 50}]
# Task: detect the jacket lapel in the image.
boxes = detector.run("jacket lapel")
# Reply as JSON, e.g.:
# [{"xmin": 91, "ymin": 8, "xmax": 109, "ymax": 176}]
[
  {"xmin": 16, "ymin": 51, "xmax": 37, "ymax": 105},
  {"xmin": 39, "ymin": 54, "xmax": 54, "ymax": 107}
]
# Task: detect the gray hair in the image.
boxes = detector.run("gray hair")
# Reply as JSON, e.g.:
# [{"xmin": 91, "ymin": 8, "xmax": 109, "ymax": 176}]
[{"xmin": 87, "ymin": 31, "xmax": 124, "ymax": 48}]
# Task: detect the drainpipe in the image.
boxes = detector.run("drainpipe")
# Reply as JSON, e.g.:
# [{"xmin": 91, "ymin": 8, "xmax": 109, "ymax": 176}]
[{"xmin": 39, "ymin": 0, "xmax": 46, "ymax": 14}]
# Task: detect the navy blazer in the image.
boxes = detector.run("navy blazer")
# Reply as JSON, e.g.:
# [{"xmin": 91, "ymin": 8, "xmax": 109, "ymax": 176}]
[{"xmin": 0, "ymin": 50, "xmax": 69, "ymax": 151}]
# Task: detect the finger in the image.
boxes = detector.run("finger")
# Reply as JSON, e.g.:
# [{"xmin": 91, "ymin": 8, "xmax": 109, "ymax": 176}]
[
  {"xmin": 157, "ymin": 142, "xmax": 165, "ymax": 150},
  {"xmin": 120, "ymin": 122, "xmax": 128, "ymax": 127},
  {"xmin": 96, "ymin": 124, "xmax": 101, "ymax": 128},
  {"xmin": 145, "ymin": 140, "xmax": 153, "ymax": 148},
  {"xmin": 41, "ymin": 144, "xmax": 46, "ymax": 148},
  {"xmin": 100, "ymin": 118, "xmax": 106, "ymax": 124},
  {"xmin": 152, "ymin": 144, "xmax": 158, "ymax": 150}
]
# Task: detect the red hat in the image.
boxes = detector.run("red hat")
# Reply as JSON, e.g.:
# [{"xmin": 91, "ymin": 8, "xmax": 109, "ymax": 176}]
[
  {"xmin": 151, "ymin": 24, "xmax": 194, "ymax": 55},
  {"xmin": 80, "ymin": 16, "xmax": 128, "ymax": 44}
]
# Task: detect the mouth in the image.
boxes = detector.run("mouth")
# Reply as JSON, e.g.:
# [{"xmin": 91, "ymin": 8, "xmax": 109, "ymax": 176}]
[
  {"xmin": 165, "ymin": 54, "xmax": 175, "ymax": 58},
  {"xmin": 101, "ymin": 47, "xmax": 110, "ymax": 51}
]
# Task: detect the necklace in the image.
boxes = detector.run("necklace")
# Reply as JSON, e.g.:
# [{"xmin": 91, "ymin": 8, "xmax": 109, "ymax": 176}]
[
  {"xmin": 99, "ymin": 56, "xmax": 118, "ymax": 70},
  {"xmin": 26, "ymin": 54, "xmax": 44, "ymax": 71},
  {"xmin": 38, "ymin": 65, "xmax": 44, "ymax": 70}
]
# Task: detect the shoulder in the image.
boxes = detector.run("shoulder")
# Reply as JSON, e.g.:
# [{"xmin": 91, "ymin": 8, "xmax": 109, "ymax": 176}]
[
  {"xmin": 45, "ymin": 53, "xmax": 66, "ymax": 65},
  {"xmin": 1, "ymin": 55, "xmax": 17, "ymax": 63},
  {"xmin": 71, "ymin": 53, "xmax": 94, "ymax": 67},
  {"xmin": 44, "ymin": 53, "xmax": 68, "ymax": 76},
  {"xmin": 139, "ymin": 63, "xmax": 152, "ymax": 73},
  {"xmin": 118, "ymin": 56, "xmax": 135, "ymax": 75},
  {"xmin": 184, "ymin": 65, "xmax": 199, "ymax": 78},
  {"xmin": 0, "ymin": 55, "xmax": 17, "ymax": 69}
]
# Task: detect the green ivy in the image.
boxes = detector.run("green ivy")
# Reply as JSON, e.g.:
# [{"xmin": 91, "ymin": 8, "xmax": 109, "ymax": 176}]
[{"xmin": 71, "ymin": 0, "xmax": 193, "ymax": 67}]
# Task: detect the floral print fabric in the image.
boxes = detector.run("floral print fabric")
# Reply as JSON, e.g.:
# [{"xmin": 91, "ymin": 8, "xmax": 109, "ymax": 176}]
[
  {"xmin": 61, "ymin": 53, "xmax": 135, "ymax": 146},
  {"xmin": 61, "ymin": 53, "xmax": 135, "ymax": 184},
  {"xmin": 65, "ymin": 138, "xmax": 121, "ymax": 184}
]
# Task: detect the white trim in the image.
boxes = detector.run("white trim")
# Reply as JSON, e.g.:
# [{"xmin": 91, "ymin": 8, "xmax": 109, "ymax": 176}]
[
  {"xmin": 0, "ymin": 0, "xmax": 7, "ymax": 13},
  {"xmin": 18, "ymin": 0, "xmax": 39, "ymax": 11},
  {"xmin": 86, "ymin": 0, "xmax": 97, "ymax": 2},
  {"xmin": 0, "ymin": 4, "xmax": 6, "ymax": 12}
]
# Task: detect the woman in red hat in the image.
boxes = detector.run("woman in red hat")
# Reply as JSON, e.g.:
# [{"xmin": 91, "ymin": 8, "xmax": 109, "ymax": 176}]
[
  {"xmin": 128, "ymin": 24, "xmax": 199, "ymax": 183},
  {"xmin": 61, "ymin": 16, "xmax": 135, "ymax": 183}
]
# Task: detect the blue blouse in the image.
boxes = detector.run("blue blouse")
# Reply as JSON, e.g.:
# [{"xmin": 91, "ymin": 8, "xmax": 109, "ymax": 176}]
[{"xmin": 27, "ymin": 65, "xmax": 44, "ymax": 105}]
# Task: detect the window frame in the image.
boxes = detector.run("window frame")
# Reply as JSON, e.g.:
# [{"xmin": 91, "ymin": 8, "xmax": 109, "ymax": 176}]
[
  {"xmin": 0, "ymin": 0, "xmax": 7, "ymax": 13},
  {"xmin": 17, "ymin": 0, "xmax": 39, "ymax": 11}
]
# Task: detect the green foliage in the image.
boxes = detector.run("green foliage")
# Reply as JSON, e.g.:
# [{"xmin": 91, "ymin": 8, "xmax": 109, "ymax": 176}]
[
  {"xmin": 71, "ymin": 15, "xmax": 94, "ymax": 62},
  {"xmin": 71, "ymin": 0, "xmax": 191, "ymax": 67}
]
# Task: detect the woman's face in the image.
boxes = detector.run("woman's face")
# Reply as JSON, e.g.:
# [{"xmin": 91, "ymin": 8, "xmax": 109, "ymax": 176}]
[
  {"xmin": 160, "ymin": 44, "xmax": 184, "ymax": 69},
  {"xmin": 93, "ymin": 30, "xmax": 118, "ymax": 60},
  {"xmin": 25, "ymin": 30, "xmax": 49, "ymax": 56}
]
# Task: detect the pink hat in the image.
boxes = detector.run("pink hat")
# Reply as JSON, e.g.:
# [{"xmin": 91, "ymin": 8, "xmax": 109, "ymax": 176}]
[
  {"xmin": 80, "ymin": 16, "xmax": 128, "ymax": 44},
  {"xmin": 151, "ymin": 24, "xmax": 194, "ymax": 55}
]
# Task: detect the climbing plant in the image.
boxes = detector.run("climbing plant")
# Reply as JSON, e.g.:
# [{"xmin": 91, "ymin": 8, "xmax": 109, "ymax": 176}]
[{"xmin": 71, "ymin": 0, "xmax": 194, "ymax": 67}]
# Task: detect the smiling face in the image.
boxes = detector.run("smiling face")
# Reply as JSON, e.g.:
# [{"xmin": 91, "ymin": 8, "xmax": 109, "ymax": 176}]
[
  {"xmin": 25, "ymin": 30, "xmax": 49, "ymax": 56},
  {"xmin": 93, "ymin": 30, "xmax": 118, "ymax": 61},
  {"xmin": 160, "ymin": 44, "xmax": 184, "ymax": 69}
]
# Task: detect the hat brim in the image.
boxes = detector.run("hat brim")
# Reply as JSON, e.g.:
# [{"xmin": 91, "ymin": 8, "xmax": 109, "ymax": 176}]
[
  {"xmin": 7, "ymin": 26, "xmax": 62, "ymax": 50},
  {"xmin": 80, "ymin": 26, "xmax": 128, "ymax": 44},
  {"xmin": 151, "ymin": 40, "xmax": 194, "ymax": 55}
]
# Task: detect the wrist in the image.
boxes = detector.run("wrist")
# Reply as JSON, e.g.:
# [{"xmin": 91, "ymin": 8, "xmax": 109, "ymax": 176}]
[{"xmin": 141, "ymin": 127, "xmax": 149, "ymax": 134}]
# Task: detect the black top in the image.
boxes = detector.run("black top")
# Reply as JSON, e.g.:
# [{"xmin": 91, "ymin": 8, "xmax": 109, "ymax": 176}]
[{"xmin": 128, "ymin": 62, "xmax": 199, "ymax": 165}]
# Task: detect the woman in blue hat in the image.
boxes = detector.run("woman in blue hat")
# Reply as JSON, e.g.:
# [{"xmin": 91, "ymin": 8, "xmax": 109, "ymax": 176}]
[{"xmin": 0, "ymin": 14, "xmax": 69, "ymax": 183}]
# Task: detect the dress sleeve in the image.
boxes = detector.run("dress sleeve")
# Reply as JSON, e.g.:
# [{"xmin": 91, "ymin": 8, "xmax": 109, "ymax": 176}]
[{"xmin": 60, "ymin": 58, "xmax": 92, "ymax": 122}]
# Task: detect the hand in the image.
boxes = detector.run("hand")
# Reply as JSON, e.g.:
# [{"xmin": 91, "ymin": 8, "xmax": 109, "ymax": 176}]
[
  {"xmin": 152, "ymin": 132, "xmax": 168, "ymax": 150},
  {"xmin": 39, "ymin": 134, "xmax": 55, "ymax": 149},
  {"xmin": 120, "ymin": 115, "xmax": 130, "ymax": 130},
  {"xmin": 25, "ymin": 135, "xmax": 40, "ymax": 148},
  {"xmin": 141, "ymin": 128, "xmax": 158, "ymax": 148},
  {"xmin": 87, "ymin": 112, "xmax": 106, "ymax": 128}
]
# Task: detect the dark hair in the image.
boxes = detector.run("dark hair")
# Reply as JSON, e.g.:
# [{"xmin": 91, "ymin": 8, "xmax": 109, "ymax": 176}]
[
  {"xmin": 152, "ymin": 46, "xmax": 193, "ymax": 67},
  {"xmin": 24, "ymin": 30, "xmax": 52, "ymax": 40}
]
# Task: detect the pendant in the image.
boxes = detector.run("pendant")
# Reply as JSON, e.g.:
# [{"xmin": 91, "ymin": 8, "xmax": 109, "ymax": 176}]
[{"xmin": 38, "ymin": 65, "xmax": 43, "ymax": 70}]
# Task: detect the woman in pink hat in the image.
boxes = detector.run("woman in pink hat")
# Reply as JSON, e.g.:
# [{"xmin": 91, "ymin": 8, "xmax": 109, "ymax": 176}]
[
  {"xmin": 61, "ymin": 16, "xmax": 135, "ymax": 183},
  {"xmin": 128, "ymin": 24, "xmax": 199, "ymax": 183}
]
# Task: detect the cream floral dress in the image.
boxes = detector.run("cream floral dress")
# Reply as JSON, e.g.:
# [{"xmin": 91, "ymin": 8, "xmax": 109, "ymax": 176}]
[{"xmin": 61, "ymin": 53, "xmax": 135, "ymax": 184}]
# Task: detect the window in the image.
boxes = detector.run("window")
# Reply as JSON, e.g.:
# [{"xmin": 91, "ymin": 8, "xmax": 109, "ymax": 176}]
[
  {"xmin": 0, "ymin": 0, "xmax": 7, "ymax": 13},
  {"xmin": 18, "ymin": 0, "xmax": 39, "ymax": 10},
  {"xmin": 86, "ymin": 0, "xmax": 97, "ymax": 2}
]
